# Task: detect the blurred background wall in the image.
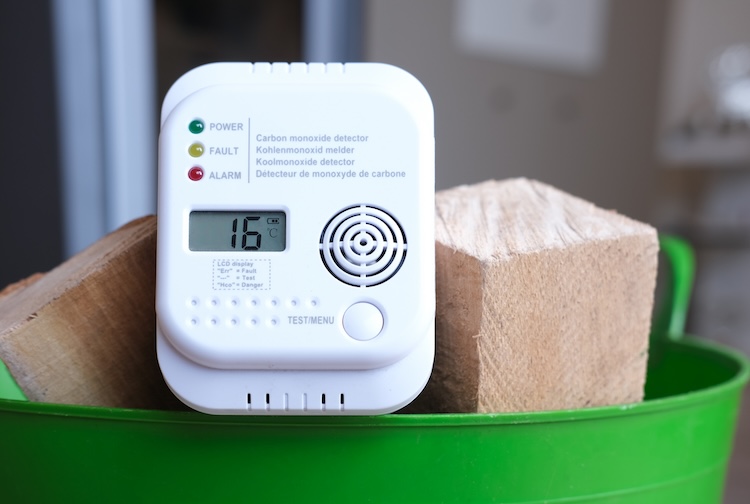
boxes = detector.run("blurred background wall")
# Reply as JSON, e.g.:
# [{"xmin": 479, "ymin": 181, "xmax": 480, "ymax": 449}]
[
  {"xmin": 0, "ymin": 1, "xmax": 749, "ymax": 497},
  {"xmin": 368, "ymin": 0, "xmax": 667, "ymax": 224},
  {"xmin": 0, "ymin": 1, "xmax": 63, "ymax": 287},
  {"xmin": 6, "ymin": 0, "xmax": 749, "ymax": 351},
  {"xmin": 5, "ymin": 1, "xmax": 750, "ymax": 356},
  {"xmin": 365, "ymin": 0, "xmax": 750, "ymax": 363}
]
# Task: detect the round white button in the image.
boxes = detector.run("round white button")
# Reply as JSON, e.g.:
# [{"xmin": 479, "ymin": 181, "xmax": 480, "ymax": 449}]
[{"xmin": 343, "ymin": 302, "xmax": 384, "ymax": 341}]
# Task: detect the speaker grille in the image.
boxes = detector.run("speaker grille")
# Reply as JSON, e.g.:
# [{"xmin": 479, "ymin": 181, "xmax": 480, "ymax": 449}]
[{"xmin": 320, "ymin": 205, "xmax": 407, "ymax": 287}]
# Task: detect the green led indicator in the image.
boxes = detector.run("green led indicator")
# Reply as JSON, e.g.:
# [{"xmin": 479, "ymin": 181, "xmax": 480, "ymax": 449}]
[{"xmin": 189, "ymin": 119, "xmax": 205, "ymax": 134}]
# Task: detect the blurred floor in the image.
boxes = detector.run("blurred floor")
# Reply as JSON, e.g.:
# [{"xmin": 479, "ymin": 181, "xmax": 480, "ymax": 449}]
[
  {"xmin": 689, "ymin": 247, "xmax": 750, "ymax": 503},
  {"xmin": 725, "ymin": 386, "xmax": 750, "ymax": 504}
]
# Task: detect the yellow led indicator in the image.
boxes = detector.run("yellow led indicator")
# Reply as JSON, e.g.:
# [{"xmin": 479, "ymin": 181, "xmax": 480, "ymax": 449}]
[{"xmin": 188, "ymin": 142, "xmax": 205, "ymax": 157}]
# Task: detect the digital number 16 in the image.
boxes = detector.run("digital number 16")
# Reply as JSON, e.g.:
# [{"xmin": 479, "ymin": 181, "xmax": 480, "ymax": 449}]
[{"xmin": 231, "ymin": 216, "xmax": 262, "ymax": 250}]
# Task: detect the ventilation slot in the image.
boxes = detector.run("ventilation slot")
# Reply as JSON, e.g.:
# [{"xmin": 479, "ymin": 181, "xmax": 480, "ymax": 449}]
[
  {"xmin": 250, "ymin": 62, "xmax": 345, "ymax": 75},
  {"xmin": 245, "ymin": 392, "xmax": 271, "ymax": 411},
  {"xmin": 246, "ymin": 392, "xmax": 346, "ymax": 412},
  {"xmin": 320, "ymin": 393, "xmax": 345, "ymax": 412}
]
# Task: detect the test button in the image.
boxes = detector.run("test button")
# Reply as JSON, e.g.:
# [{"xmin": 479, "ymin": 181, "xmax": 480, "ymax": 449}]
[{"xmin": 343, "ymin": 302, "xmax": 383, "ymax": 341}]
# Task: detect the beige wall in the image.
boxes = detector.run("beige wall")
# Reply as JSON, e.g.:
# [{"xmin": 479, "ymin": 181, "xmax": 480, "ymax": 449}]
[{"xmin": 365, "ymin": 0, "xmax": 669, "ymax": 222}]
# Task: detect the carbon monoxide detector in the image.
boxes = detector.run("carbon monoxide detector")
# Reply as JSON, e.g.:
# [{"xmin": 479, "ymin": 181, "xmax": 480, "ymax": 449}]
[{"xmin": 156, "ymin": 62, "xmax": 435, "ymax": 415}]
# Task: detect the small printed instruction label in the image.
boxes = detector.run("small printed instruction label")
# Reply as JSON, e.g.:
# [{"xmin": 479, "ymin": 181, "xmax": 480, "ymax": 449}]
[
  {"xmin": 212, "ymin": 259, "xmax": 270, "ymax": 290},
  {"xmin": 252, "ymin": 131, "xmax": 407, "ymax": 181}
]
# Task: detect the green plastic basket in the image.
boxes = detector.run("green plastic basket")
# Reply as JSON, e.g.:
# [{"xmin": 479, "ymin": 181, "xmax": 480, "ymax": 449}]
[{"xmin": 0, "ymin": 236, "xmax": 747, "ymax": 503}]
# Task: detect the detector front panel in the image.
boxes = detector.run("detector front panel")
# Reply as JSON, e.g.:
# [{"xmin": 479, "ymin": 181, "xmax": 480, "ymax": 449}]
[{"xmin": 155, "ymin": 62, "xmax": 435, "ymax": 415}]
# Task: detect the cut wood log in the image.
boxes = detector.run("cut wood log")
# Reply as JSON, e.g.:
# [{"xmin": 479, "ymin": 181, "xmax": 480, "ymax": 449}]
[
  {"xmin": 406, "ymin": 178, "xmax": 659, "ymax": 413},
  {"xmin": 0, "ymin": 215, "xmax": 185, "ymax": 410}
]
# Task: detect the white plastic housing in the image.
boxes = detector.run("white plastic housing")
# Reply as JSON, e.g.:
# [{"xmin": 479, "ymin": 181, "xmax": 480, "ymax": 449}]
[{"xmin": 156, "ymin": 62, "xmax": 435, "ymax": 415}]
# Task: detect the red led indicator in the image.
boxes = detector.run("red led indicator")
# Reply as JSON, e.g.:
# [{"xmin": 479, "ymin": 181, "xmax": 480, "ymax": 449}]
[{"xmin": 188, "ymin": 166, "xmax": 204, "ymax": 181}]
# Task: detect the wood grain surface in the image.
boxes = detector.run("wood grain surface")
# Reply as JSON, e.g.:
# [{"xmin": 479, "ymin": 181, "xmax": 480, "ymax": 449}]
[
  {"xmin": 406, "ymin": 178, "xmax": 659, "ymax": 413},
  {"xmin": 0, "ymin": 215, "xmax": 184, "ymax": 410}
]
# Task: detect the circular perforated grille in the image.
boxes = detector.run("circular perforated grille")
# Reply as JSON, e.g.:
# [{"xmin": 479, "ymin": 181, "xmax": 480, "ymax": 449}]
[{"xmin": 319, "ymin": 205, "xmax": 407, "ymax": 287}]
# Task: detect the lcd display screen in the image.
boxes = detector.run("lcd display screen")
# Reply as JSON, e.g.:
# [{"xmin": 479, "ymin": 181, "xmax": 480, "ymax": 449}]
[{"xmin": 189, "ymin": 211, "xmax": 286, "ymax": 251}]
